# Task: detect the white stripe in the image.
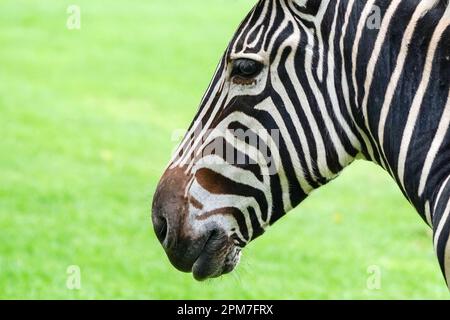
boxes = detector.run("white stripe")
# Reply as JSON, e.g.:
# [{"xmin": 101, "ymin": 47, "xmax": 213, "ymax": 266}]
[
  {"xmin": 193, "ymin": 155, "xmax": 267, "ymax": 192},
  {"xmin": 326, "ymin": 0, "xmax": 361, "ymax": 152},
  {"xmin": 192, "ymin": 111, "xmax": 291, "ymax": 215},
  {"xmin": 418, "ymin": 90, "xmax": 450, "ymax": 195},
  {"xmin": 351, "ymin": 0, "xmax": 377, "ymax": 108},
  {"xmin": 255, "ymin": 97, "xmax": 314, "ymax": 193},
  {"xmin": 339, "ymin": 0, "xmax": 356, "ymax": 121},
  {"xmin": 434, "ymin": 175, "xmax": 450, "ymax": 213},
  {"xmin": 190, "ymin": 178, "xmax": 263, "ymax": 241},
  {"xmin": 260, "ymin": 0, "xmax": 277, "ymax": 52},
  {"xmin": 288, "ymin": 15, "xmax": 331, "ymax": 179},
  {"xmin": 361, "ymin": 0, "xmax": 402, "ymax": 175},
  {"xmin": 351, "ymin": 0, "xmax": 378, "ymax": 161},
  {"xmin": 314, "ymin": 0, "xmax": 329, "ymax": 82},
  {"xmin": 243, "ymin": 1, "xmax": 270, "ymax": 49},
  {"xmin": 434, "ymin": 197, "xmax": 450, "ymax": 252},
  {"xmin": 397, "ymin": 2, "xmax": 450, "ymax": 191},
  {"xmin": 232, "ymin": 2, "xmax": 261, "ymax": 53},
  {"xmin": 190, "ymin": 179, "xmax": 249, "ymax": 242},
  {"xmin": 339, "ymin": 0, "xmax": 375, "ymax": 161},
  {"xmin": 444, "ymin": 235, "xmax": 450, "ymax": 288},
  {"xmin": 425, "ymin": 200, "xmax": 433, "ymax": 227},
  {"xmin": 301, "ymin": 22, "xmax": 351, "ymax": 169}
]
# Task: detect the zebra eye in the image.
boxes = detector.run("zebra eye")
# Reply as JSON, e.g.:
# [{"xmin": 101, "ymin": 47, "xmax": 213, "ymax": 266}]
[{"xmin": 231, "ymin": 58, "xmax": 263, "ymax": 84}]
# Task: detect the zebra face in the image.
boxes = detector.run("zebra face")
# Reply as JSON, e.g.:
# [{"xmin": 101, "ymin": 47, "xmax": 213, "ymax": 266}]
[{"xmin": 153, "ymin": 0, "xmax": 358, "ymax": 280}]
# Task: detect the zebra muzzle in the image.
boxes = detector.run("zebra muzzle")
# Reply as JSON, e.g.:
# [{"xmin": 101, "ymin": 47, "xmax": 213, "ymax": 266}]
[{"xmin": 152, "ymin": 167, "xmax": 238, "ymax": 280}]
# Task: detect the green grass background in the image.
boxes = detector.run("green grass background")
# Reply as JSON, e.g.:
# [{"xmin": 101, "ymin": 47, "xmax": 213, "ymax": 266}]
[{"xmin": 0, "ymin": 0, "xmax": 448, "ymax": 299}]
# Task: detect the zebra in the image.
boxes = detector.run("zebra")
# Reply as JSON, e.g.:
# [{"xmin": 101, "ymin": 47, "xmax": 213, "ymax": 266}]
[{"xmin": 152, "ymin": 0, "xmax": 450, "ymax": 288}]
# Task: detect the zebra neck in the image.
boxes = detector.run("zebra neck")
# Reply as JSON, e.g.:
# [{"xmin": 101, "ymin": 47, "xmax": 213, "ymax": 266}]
[{"xmin": 343, "ymin": 0, "xmax": 450, "ymax": 225}]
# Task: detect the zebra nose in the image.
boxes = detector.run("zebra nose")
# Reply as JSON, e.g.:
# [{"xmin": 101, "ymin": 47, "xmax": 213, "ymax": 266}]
[{"xmin": 151, "ymin": 167, "xmax": 190, "ymax": 251}]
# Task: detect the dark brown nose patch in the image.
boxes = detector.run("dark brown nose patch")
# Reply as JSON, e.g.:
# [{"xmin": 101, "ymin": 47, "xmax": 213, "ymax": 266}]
[{"xmin": 152, "ymin": 167, "xmax": 191, "ymax": 249}]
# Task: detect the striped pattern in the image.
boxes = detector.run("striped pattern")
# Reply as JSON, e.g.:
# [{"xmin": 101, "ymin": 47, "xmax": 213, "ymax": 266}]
[{"xmin": 163, "ymin": 0, "xmax": 450, "ymax": 287}]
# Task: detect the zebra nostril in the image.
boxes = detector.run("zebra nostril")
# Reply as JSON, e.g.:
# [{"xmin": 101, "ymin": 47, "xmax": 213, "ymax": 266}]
[{"xmin": 154, "ymin": 215, "xmax": 169, "ymax": 245}]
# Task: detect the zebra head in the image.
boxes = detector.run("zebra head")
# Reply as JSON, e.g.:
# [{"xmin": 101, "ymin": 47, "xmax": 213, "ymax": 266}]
[{"xmin": 152, "ymin": 0, "xmax": 362, "ymax": 280}]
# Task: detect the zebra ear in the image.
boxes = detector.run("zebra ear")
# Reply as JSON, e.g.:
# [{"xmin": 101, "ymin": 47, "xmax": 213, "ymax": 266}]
[{"xmin": 291, "ymin": 0, "xmax": 322, "ymax": 15}]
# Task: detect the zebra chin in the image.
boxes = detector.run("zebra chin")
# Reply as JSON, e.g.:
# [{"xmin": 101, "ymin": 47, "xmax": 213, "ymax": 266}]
[
  {"xmin": 165, "ymin": 227, "xmax": 241, "ymax": 281},
  {"xmin": 152, "ymin": 167, "xmax": 242, "ymax": 281},
  {"xmin": 191, "ymin": 231, "xmax": 242, "ymax": 281}
]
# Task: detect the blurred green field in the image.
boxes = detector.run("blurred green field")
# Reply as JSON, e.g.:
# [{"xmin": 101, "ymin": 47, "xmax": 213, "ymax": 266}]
[{"xmin": 0, "ymin": 0, "xmax": 448, "ymax": 299}]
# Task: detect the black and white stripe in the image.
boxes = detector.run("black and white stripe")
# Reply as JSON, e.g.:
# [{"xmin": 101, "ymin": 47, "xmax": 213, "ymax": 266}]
[{"xmin": 165, "ymin": 0, "xmax": 450, "ymax": 287}]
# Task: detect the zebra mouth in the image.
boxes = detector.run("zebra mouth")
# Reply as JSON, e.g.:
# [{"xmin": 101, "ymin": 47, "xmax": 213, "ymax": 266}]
[{"xmin": 191, "ymin": 230, "xmax": 240, "ymax": 281}]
